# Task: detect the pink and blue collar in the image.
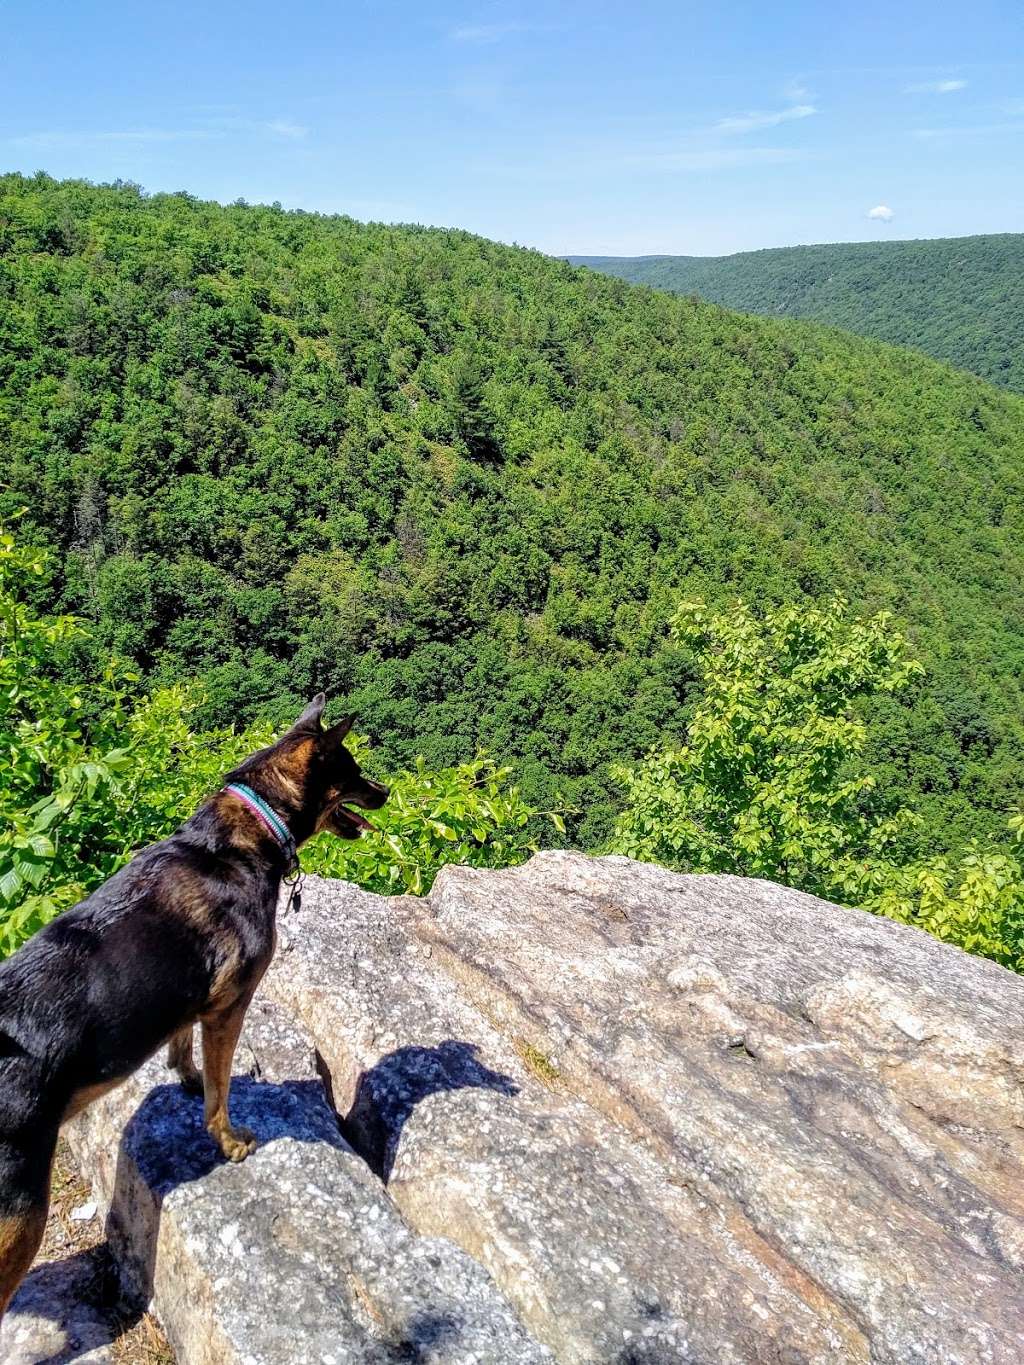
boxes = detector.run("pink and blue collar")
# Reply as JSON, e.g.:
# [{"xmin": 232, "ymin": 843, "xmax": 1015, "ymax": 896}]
[{"xmin": 224, "ymin": 782, "xmax": 297, "ymax": 869}]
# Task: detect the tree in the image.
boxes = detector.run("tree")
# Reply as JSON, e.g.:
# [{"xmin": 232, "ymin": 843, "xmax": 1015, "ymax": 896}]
[
  {"xmin": 610, "ymin": 596, "xmax": 923, "ymax": 896},
  {"xmin": 0, "ymin": 524, "xmax": 269, "ymax": 951},
  {"xmin": 610, "ymin": 596, "xmax": 1024, "ymax": 972},
  {"xmin": 3, "ymin": 173, "xmax": 1024, "ymax": 861}
]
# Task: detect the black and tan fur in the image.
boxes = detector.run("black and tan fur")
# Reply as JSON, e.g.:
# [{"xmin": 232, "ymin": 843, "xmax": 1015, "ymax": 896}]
[{"xmin": 0, "ymin": 694, "xmax": 387, "ymax": 1321}]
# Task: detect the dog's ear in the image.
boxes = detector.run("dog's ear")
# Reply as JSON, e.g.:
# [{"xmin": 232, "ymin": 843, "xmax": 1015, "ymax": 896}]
[
  {"xmin": 288, "ymin": 693, "xmax": 327, "ymax": 735},
  {"xmin": 325, "ymin": 714, "xmax": 355, "ymax": 746}
]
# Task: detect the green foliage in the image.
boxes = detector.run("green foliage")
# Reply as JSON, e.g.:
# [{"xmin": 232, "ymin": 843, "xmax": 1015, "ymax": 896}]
[
  {"xmin": 570, "ymin": 234, "xmax": 1024, "ymax": 393},
  {"xmin": 1, "ymin": 174, "xmax": 1023, "ymax": 860},
  {"xmin": 868, "ymin": 842, "xmax": 1024, "ymax": 971},
  {"xmin": 611, "ymin": 598, "xmax": 1024, "ymax": 971},
  {"xmin": 0, "ymin": 527, "xmax": 264, "ymax": 949},
  {"xmin": 0, "ymin": 528, "xmax": 550, "ymax": 951},
  {"xmin": 610, "ymin": 597, "xmax": 925, "ymax": 888},
  {"xmin": 303, "ymin": 746, "xmax": 563, "ymax": 895}
]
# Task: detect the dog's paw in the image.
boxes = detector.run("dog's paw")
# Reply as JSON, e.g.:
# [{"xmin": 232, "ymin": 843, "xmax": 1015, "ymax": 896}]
[
  {"xmin": 217, "ymin": 1125, "xmax": 257, "ymax": 1162},
  {"xmin": 176, "ymin": 1067, "xmax": 204, "ymax": 1096}
]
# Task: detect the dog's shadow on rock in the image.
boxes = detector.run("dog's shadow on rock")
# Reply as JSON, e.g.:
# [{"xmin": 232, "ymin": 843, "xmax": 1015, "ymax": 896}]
[
  {"xmin": 4, "ymin": 1042, "xmax": 520, "ymax": 1363},
  {"xmin": 341, "ymin": 1039, "xmax": 520, "ymax": 1181}
]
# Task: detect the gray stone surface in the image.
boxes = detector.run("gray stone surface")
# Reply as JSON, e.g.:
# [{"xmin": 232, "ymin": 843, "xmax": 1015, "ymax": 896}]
[
  {"xmin": 64, "ymin": 999, "xmax": 548, "ymax": 1364},
  {"xmin": 33, "ymin": 853, "xmax": 1024, "ymax": 1363},
  {"xmin": 264, "ymin": 854, "xmax": 1024, "ymax": 1365},
  {"xmin": 265, "ymin": 878, "xmax": 866, "ymax": 1362}
]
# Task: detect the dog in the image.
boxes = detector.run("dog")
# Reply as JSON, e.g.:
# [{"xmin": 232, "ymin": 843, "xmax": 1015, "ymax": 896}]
[{"xmin": 0, "ymin": 693, "xmax": 388, "ymax": 1321}]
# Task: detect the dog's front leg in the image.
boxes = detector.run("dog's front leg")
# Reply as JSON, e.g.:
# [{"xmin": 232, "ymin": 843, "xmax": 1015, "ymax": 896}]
[
  {"xmin": 200, "ymin": 993, "xmax": 257, "ymax": 1162},
  {"xmin": 167, "ymin": 1024, "xmax": 203, "ymax": 1094},
  {"xmin": 0, "ymin": 1206, "xmax": 48, "ymax": 1325}
]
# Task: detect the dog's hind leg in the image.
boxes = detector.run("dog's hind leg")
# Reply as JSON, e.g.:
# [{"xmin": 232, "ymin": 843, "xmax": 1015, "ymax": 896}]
[
  {"xmin": 0, "ymin": 1130, "xmax": 57, "ymax": 1325},
  {"xmin": 167, "ymin": 1023, "xmax": 203, "ymax": 1095},
  {"xmin": 200, "ymin": 991, "xmax": 258, "ymax": 1163},
  {"xmin": 0, "ymin": 1208, "xmax": 47, "ymax": 1324}
]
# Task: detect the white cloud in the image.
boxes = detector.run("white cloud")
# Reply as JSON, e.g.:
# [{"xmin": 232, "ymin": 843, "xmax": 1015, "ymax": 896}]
[
  {"xmin": 628, "ymin": 146, "xmax": 811, "ymax": 172},
  {"xmin": 912, "ymin": 121, "xmax": 1024, "ymax": 139},
  {"xmin": 9, "ymin": 118, "xmax": 309, "ymax": 148},
  {"xmin": 867, "ymin": 204, "xmax": 894, "ymax": 221},
  {"xmin": 262, "ymin": 120, "xmax": 308, "ymax": 139},
  {"xmin": 714, "ymin": 104, "xmax": 817, "ymax": 134},
  {"xmin": 205, "ymin": 116, "xmax": 309, "ymax": 139},
  {"xmin": 783, "ymin": 78, "xmax": 813, "ymax": 101},
  {"xmin": 905, "ymin": 79, "xmax": 967, "ymax": 94}
]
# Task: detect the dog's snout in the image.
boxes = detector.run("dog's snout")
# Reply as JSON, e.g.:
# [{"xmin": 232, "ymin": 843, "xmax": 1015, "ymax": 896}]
[{"xmin": 348, "ymin": 779, "xmax": 389, "ymax": 811}]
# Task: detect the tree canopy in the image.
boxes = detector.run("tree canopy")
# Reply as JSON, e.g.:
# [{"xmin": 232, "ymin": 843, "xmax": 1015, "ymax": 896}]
[
  {"xmin": 570, "ymin": 234, "xmax": 1024, "ymax": 393},
  {"xmin": 611, "ymin": 597, "xmax": 1023, "ymax": 972},
  {"xmin": 2, "ymin": 173, "xmax": 1023, "ymax": 857},
  {"xmin": 0, "ymin": 526, "xmax": 549, "ymax": 953}
]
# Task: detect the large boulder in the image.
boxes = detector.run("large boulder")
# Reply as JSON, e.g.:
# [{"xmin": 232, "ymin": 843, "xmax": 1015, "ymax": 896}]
[
  {"xmin": 60, "ymin": 997, "xmax": 548, "ymax": 1364},
  {"xmin": 23, "ymin": 852, "xmax": 1024, "ymax": 1363}
]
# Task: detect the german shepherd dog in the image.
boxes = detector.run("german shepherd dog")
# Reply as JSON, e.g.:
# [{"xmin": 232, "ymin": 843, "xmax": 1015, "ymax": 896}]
[{"xmin": 0, "ymin": 694, "xmax": 388, "ymax": 1322}]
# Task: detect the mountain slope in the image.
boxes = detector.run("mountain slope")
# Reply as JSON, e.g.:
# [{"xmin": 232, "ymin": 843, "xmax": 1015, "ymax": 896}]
[
  {"xmin": 2, "ymin": 173, "xmax": 1023, "ymax": 850},
  {"xmin": 569, "ymin": 235, "xmax": 1024, "ymax": 393}
]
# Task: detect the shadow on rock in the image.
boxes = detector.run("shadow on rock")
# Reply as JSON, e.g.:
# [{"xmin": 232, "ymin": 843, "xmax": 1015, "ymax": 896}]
[
  {"xmin": 5, "ymin": 1074, "xmax": 338, "ymax": 1363},
  {"xmin": 384, "ymin": 1310, "xmax": 463, "ymax": 1362},
  {"xmin": 0, "ymin": 1244, "xmax": 127, "ymax": 1365},
  {"xmin": 342, "ymin": 1040, "xmax": 520, "ymax": 1181}
]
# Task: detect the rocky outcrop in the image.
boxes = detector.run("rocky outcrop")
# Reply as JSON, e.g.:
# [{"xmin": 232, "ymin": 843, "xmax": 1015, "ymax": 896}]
[
  {"xmin": 8, "ymin": 852, "xmax": 1024, "ymax": 1363},
  {"xmin": 60, "ymin": 997, "xmax": 548, "ymax": 1364}
]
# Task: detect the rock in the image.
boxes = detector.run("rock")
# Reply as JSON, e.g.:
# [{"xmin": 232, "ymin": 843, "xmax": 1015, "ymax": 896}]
[
  {"xmin": 264, "ymin": 878, "xmax": 865, "ymax": 1362},
  {"xmin": 53, "ymin": 853, "xmax": 1024, "ymax": 1363},
  {"xmin": 64, "ymin": 998, "xmax": 548, "ymax": 1364},
  {"xmin": 262, "ymin": 854, "xmax": 1024, "ymax": 1364}
]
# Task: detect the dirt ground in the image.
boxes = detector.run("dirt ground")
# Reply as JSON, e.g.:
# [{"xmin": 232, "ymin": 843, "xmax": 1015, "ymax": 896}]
[{"xmin": 35, "ymin": 1139, "xmax": 175, "ymax": 1364}]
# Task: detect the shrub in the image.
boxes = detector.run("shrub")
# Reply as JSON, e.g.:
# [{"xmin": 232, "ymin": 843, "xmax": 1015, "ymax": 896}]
[{"xmin": 302, "ymin": 747, "xmax": 563, "ymax": 895}]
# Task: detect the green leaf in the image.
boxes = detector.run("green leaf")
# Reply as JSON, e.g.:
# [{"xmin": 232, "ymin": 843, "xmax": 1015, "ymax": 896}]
[{"xmin": 0, "ymin": 867, "xmax": 23, "ymax": 903}]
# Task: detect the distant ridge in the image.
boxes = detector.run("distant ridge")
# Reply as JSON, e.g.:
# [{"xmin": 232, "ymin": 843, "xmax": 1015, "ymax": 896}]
[{"xmin": 568, "ymin": 234, "xmax": 1024, "ymax": 392}]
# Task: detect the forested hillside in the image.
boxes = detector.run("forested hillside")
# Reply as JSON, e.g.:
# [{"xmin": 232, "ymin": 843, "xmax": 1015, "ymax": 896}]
[
  {"xmin": 2, "ymin": 173, "xmax": 1023, "ymax": 855},
  {"xmin": 569, "ymin": 235, "xmax": 1024, "ymax": 393}
]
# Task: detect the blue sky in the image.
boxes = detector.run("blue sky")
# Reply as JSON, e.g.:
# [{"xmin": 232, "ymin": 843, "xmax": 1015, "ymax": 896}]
[{"xmin": 2, "ymin": 0, "xmax": 1022, "ymax": 255}]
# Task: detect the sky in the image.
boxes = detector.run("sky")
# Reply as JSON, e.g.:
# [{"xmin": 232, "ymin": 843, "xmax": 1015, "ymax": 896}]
[{"xmin": 1, "ymin": 0, "xmax": 1022, "ymax": 256}]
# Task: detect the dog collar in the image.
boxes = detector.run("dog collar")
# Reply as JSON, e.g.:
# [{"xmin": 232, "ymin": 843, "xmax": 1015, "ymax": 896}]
[{"xmin": 224, "ymin": 782, "xmax": 297, "ymax": 870}]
